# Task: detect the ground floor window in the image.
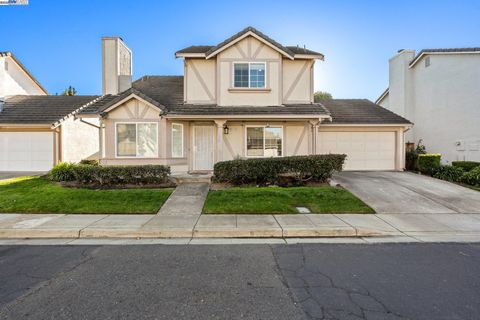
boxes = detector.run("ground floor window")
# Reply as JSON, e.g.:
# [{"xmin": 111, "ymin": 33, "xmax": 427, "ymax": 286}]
[
  {"xmin": 246, "ymin": 126, "xmax": 283, "ymax": 157},
  {"xmin": 171, "ymin": 123, "xmax": 184, "ymax": 158},
  {"xmin": 116, "ymin": 122, "xmax": 158, "ymax": 157}
]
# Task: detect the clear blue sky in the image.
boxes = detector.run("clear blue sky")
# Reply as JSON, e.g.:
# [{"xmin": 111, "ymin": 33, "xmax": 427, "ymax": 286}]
[{"xmin": 2, "ymin": 0, "xmax": 479, "ymax": 100}]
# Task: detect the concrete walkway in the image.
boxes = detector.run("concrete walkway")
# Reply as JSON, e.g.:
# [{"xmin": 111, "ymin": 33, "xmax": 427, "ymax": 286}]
[
  {"xmin": 157, "ymin": 183, "xmax": 209, "ymax": 216},
  {"xmin": 1, "ymin": 213, "xmax": 480, "ymax": 243},
  {"xmin": 333, "ymin": 171, "xmax": 480, "ymax": 214}
]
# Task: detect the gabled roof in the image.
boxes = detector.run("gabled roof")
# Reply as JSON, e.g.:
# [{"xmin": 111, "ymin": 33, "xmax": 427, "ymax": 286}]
[
  {"xmin": 175, "ymin": 26, "xmax": 324, "ymax": 60},
  {"xmin": 0, "ymin": 52, "xmax": 48, "ymax": 95},
  {"xmin": 319, "ymin": 99, "xmax": 411, "ymax": 125},
  {"xmin": 0, "ymin": 95, "xmax": 98, "ymax": 125},
  {"xmin": 409, "ymin": 47, "xmax": 480, "ymax": 67}
]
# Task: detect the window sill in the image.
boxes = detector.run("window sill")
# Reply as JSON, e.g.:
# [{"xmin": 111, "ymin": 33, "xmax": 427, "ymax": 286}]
[{"xmin": 228, "ymin": 88, "xmax": 271, "ymax": 93}]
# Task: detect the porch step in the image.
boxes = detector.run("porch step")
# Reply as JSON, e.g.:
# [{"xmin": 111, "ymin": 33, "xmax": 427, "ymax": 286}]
[{"xmin": 169, "ymin": 173, "xmax": 213, "ymax": 185}]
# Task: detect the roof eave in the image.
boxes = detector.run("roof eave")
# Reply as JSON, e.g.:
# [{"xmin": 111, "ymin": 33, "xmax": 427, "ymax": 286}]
[{"xmin": 175, "ymin": 53, "xmax": 206, "ymax": 58}]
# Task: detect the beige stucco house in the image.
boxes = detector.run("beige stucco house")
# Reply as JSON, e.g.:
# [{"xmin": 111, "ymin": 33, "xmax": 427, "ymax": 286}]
[
  {"xmin": 376, "ymin": 48, "xmax": 480, "ymax": 163},
  {"xmin": 77, "ymin": 27, "xmax": 411, "ymax": 173},
  {"xmin": 0, "ymin": 27, "xmax": 411, "ymax": 172}
]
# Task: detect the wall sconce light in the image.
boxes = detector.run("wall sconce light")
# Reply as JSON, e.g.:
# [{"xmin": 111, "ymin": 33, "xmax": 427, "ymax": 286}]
[{"xmin": 223, "ymin": 125, "xmax": 229, "ymax": 135}]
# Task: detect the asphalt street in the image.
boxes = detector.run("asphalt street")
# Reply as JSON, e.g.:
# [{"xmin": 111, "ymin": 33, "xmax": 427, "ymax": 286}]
[{"xmin": 0, "ymin": 243, "xmax": 479, "ymax": 320}]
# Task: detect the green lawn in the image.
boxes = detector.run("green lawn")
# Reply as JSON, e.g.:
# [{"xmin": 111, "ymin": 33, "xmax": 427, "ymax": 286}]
[
  {"xmin": 0, "ymin": 177, "xmax": 173, "ymax": 214},
  {"xmin": 203, "ymin": 186, "xmax": 374, "ymax": 214}
]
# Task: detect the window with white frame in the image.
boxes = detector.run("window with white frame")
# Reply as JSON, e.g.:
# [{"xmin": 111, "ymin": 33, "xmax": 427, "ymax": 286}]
[
  {"xmin": 171, "ymin": 123, "xmax": 184, "ymax": 158},
  {"xmin": 246, "ymin": 126, "xmax": 283, "ymax": 157},
  {"xmin": 116, "ymin": 123, "xmax": 158, "ymax": 157},
  {"xmin": 234, "ymin": 62, "xmax": 266, "ymax": 88}
]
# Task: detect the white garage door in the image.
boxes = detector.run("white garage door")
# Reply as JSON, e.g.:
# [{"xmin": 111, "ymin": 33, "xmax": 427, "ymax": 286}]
[
  {"xmin": 0, "ymin": 132, "xmax": 54, "ymax": 171},
  {"xmin": 318, "ymin": 131, "xmax": 396, "ymax": 170}
]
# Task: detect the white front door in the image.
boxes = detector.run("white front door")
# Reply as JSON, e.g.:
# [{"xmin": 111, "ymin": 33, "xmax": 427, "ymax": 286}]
[{"xmin": 193, "ymin": 125, "xmax": 214, "ymax": 171}]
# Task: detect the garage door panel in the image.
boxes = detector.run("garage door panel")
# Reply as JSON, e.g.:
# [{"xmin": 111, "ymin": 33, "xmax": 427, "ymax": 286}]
[
  {"xmin": 0, "ymin": 132, "xmax": 54, "ymax": 171},
  {"xmin": 318, "ymin": 131, "xmax": 396, "ymax": 171}
]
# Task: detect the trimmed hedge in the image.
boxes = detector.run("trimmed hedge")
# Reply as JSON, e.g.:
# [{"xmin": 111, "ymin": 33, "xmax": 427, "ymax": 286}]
[
  {"xmin": 461, "ymin": 166, "xmax": 480, "ymax": 186},
  {"xmin": 49, "ymin": 164, "xmax": 171, "ymax": 186},
  {"xmin": 213, "ymin": 154, "xmax": 346, "ymax": 186},
  {"xmin": 433, "ymin": 165, "xmax": 464, "ymax": 182},
  {"xmin": 417, "ymin": 154, "xmax": 441, "ymax": 176},
  {"xmin": 452, "ymin": 161, "xmax": 480, "ymax": 172}
]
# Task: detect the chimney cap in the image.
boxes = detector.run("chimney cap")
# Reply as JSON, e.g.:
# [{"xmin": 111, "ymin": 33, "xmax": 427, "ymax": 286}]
[
  {"xmin": 102, "ymin": 36, "xmax": 124, "ymax": 41},
  {"xmin": 397, "ymin": 49, "xmax": 405, "ymax": 53}
]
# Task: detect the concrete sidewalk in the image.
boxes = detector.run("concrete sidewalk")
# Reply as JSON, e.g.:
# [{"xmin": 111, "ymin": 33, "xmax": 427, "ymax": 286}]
[{"xmin": 1, "ymin": 213, "xmax": 480, "ymax": 242}]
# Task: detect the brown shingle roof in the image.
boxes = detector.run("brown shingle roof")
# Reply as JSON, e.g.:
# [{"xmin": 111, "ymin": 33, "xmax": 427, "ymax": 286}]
[
  {"xmin": 0, "ymin": 95, "xmax": 98, "ymax": 125},
  {"xmin": 319, "ymin": 99, "xmax": 411, "ymax": 124},
  {"xmin": 175, "ymin": 27, "xmax": 323, "ymax": 59}
]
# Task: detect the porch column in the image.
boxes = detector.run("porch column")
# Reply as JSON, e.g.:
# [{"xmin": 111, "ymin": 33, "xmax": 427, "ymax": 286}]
[
  {"xmin": 214, "ymin": 120, "xmax": 226, "ymax": 163},
  {"xmin": 309, "ymin": 120, "xmax": 320, "ymax": 155}
]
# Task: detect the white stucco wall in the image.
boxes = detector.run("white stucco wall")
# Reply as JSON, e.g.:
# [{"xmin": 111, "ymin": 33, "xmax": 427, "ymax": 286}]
[
  {"xmin": 385, "ymin": 51, "xmax": 480, "ymax": 163},
  {"xmin": 0, "ymin": 56, "xmax": 45, "ymax": 99},
  {"xmin": 61, "ymin": 117, "xmax": 100, "ymax": 163}
]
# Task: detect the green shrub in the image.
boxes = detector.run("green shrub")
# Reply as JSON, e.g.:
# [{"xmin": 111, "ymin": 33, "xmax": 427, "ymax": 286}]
[
  {"xmin": 49, "ymin": 162, "xmax": 76, "ymax": 182},
  {"xmin": 79, "ymin": 159, "xmax": 99, "ymax": 166},
  {"xmin": 433, "ymin": 165, "xmax": 464, "ymax": 182},
  {"xmin": 461, "ymin": 166, "xmax": 480, "ymax": 186},
  {"xmin": 417, "ymin": 154, "xmax": 441, "ymax": 176},
  {"xmin": 452, "ymin": 161, "xmax": 480, "ymax": 172},
  {"xmin": 71, "ymin": 165, "xmax": 171, "ymax": 186},
  {"xmin": 50, "ymin": 164, "xmax": 170, "ymax": 186},
  {"xmin": 213, "ymin": 154, "xmax": 346, "ymax": 186}
]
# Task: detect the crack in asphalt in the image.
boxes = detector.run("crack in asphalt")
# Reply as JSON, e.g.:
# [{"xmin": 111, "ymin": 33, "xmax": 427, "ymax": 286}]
[{"xmin": 271, "ymin": 244, "xmax": 409, "ymax": 320}]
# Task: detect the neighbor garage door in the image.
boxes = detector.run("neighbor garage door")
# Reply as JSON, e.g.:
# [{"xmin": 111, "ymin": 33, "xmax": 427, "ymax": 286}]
[
  {"xmin": 0, "ymin": 132, "xmax": 54, "ymax": 171},
  {"xmin": 318, "ymin": 131, "xmax": 396, "ymax": 170}
]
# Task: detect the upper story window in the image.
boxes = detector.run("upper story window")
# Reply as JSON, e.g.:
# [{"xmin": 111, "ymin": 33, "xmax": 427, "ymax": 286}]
[{"xmin": 234, "ymin": 62, "xmax": 266, "ymax": 88}]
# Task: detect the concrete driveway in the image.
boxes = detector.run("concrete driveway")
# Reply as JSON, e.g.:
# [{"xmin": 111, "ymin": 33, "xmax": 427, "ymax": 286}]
[
  {"xmin": 0, "ymin": 172, "xmax": 45, "ymax": 180},
  {"xmin": 332, "ymin": 171, "xmax": 480, "ymax": 214}
]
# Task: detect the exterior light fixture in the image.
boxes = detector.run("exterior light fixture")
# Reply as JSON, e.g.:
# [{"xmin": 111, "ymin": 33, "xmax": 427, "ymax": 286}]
[{"xmin": 223, "ymin": 125, "xmax": 229, "ymax": 135}]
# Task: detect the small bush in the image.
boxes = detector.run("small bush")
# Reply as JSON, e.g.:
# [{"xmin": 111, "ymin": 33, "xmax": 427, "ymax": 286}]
[
  {"xmin": 452, "ymin": 161, "xmax": 480, "ymax": 172},
  {"xmin": 213, "ymin": 154, "xmax": 346, "ymax": 186},
  {"xmin": 461, "ymin": 166, "xmax": 480, "ymax": 186},
  {"xmin": 433, "ymin": 165, "xmax": 464, "ymax": 182},
  {"xmin": 49, "ymin": 162, "xmax": 76, "ymax": 182},
  {"xmin": 417, "ymin": 154, "xmax": 441, "ymax": 176},
  {"xmin": 79, "ymin": 159, "xmax": 99, "ymax": 166}
]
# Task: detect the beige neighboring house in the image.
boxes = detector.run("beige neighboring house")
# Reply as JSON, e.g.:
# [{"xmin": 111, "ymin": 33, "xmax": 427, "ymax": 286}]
[
  {"xmin": 0, "ymin": 52, "xmax": 100, "ymax": 171},
  {"xmin": 77, "ymin": 27, "xmax": 411, "ymax": 173},
  {"xmin": 376, "ymin": 48, "xmax": 480, "ymax": 163}
]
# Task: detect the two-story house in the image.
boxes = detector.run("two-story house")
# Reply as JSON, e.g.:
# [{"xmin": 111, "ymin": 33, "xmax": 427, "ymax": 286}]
[
  {"xmin": 76, "ymin": 27, "xmax": 411, "ymax": 173},
  {"xmin": 1, "ymin": 27, "xmax": 411, "ymax": 172},
  {"xmin": 376, "ymin": 48, "xmax": 480, "ymax": 163}
]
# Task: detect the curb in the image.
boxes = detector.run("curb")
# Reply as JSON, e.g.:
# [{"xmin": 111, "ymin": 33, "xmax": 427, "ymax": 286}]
[{"xmin": 0, "ymin": 227, "xmax": 390, "ymax": 239}]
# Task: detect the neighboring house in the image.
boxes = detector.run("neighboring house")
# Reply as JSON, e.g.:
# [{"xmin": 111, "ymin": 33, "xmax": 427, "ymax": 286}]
[
  {"xmin": 0, "ymin": 51, "xmax": 48, "ymax": 99},
  {"xmin": 376, "ymin": 48, "xmax": 480, "ymax": 163},
  {"xmin": 0, "ymin": 53, "xmax": 100, "ymax": 171},
  {"xmin": 77, "ymin": 27, "xmax": 411, "ymax": 173}
]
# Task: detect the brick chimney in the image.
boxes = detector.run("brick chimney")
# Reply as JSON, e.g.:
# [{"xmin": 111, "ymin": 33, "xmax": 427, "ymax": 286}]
[{"xmin": 102, "ymin": 37, "xmax": 132, "ymax": 95}]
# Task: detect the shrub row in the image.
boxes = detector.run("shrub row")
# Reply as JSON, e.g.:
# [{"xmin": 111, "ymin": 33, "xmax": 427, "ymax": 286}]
[
  {"xmin": 418, "ymin": 155, "xmax": 480, "ymax": 186},
  {"xmin": 49, "ymin": 163, "xmax": 171, "ymax": 186},
  {"xmin": 213, "ymin": 154, "xmax": 346, "ymax": 186},
  {"xmin": 452, "ymin": 161, "xmax": 480, "ymax": 172}
]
